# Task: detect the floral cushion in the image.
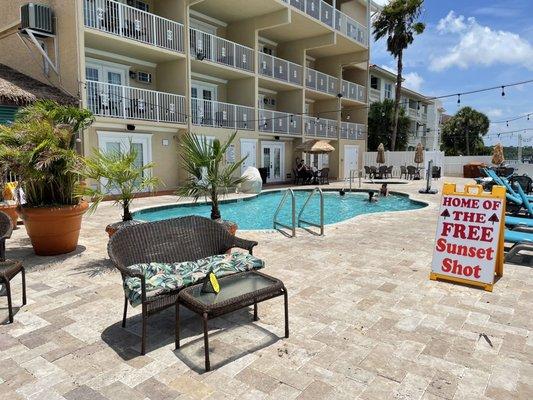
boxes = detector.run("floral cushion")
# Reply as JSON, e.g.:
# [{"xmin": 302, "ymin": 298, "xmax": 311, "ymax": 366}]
[{"xmin": 123, "ymin": 252, "xmax": 264, "ymax": 306}]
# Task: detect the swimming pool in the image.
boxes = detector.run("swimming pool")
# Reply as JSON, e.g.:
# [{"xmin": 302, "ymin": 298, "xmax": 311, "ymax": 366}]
[{"xmin": 133, "ymin": 190, "xmax": 426, "ymax": 230}]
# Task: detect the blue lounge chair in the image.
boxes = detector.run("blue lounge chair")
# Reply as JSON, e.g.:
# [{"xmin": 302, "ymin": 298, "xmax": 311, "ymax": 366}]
[
  {"xmin": 484, "ymin": 169, "xmax": 533, "ymax": 203},
  {"xmin": 504, "ymin": 228, "xmax": 533, "ymax": 263},
  {"xmin": 506, "ymin": 215, "xmax": 533, "ymax": 228}
]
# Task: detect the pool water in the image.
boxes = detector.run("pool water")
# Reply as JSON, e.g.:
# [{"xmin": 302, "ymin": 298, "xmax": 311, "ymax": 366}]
[{"xmin": 133, "ymin": 190, "xmax": 426, "ymax": 230}]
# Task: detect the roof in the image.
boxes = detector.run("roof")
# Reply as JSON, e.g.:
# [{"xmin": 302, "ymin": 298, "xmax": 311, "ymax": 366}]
[{"xmin": 0, "ymin": 64, "xmax": 77, "ymax": 106}]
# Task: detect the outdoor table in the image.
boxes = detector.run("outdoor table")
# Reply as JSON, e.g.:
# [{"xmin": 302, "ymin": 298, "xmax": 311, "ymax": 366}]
[{"xmin": 175, "ymin": 271, "xmax": 288, "ymax": 371}]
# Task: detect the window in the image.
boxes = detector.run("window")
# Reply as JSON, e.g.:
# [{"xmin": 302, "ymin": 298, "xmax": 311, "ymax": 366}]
[
  {"xmin": 137, "ymin": 71, "xmax": 152, "ymax": 84},
  {"xmin": 127, "ymin": 0, "xmax": 149, "ymax": 12},
  {"xmin": 384, "ymin": 83, "xmax": 392, "ymax": 99},
  {"xmin": 370, "ymin": 76, "xmax": 379, "ymax": 90}
]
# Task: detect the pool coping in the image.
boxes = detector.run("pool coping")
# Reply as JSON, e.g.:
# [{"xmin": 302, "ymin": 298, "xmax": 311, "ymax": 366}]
[{"xmin": 131, "ymin": 187, "xmax": 430, "ymax": 232}]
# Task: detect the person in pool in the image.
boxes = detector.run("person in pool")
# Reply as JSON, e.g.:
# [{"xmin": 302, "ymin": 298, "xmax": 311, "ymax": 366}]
[
  {"xmin": 368, "ymin": 192, "xmax": 378, "ymax": 202},
  {"xmin": 380, "ymin": 183, "xmax": 389, "ymax": 197}
]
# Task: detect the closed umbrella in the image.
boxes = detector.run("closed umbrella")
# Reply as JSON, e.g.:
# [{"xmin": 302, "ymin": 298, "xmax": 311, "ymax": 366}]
[
  {"xmin": 492, "ymin": 143, "xmax": 504, "ymax": 166},
  {"xmin": 414, "ymin": 143, "xmax": 424, "ymax": 167},
  {"xmin": 295, "ymin": 139, "xmax": 335, "ymax": 154},
  {"xmin": 376, "ymin": 143, "xmax": 385, "ymax": 165}
]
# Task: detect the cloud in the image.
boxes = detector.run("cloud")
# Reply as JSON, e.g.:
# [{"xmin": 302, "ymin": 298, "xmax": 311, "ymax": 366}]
[
  {"xmin": 403, "ymin": 72, "xmax": 424, "ymax": 92},
  {"xmin": 485, "ymin": 108, "xmax": 504, "ymax": 118},
  {"xmin": 430, "ymin": 11, "xmax": 533, "ymax": 71},
  {"xmin": 380, "ymin": 65, "xmax": 424, "ymax": 92}
]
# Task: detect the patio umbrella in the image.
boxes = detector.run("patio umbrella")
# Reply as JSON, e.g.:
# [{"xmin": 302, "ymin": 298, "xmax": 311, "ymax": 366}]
[
  {"xmin": 414, "ymin": 143, "xmax": 424, "ymax": 167},
  {"xmin": 295, "ymin": 139, "xmax": 335, "ymax": 154},
  {"xmin": 376, "ymin": 143, "xmax": 385, "ymax": 165},
  {"xmin": 492, "ymin": 143, "xmax": 505, "ymax": 166}
]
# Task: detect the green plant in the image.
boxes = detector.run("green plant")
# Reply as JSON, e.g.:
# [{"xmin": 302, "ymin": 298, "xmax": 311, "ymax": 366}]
[
  {"xmin": 0, "ymin": 100, "xmax": 93, "ymax": 207},
  {"xmin": 373, "ymin": 0, "xmax": 425, "ymax": 151},
  {"xmin": 81, "ymin": 144, "xmax": 162, "ymax": 221},
  {"xmin": 441, "ymin": 107, "xmax": 490, "ymax": 156},
  {"xmin": 368, "ymin": 99, "xmax": 410, "ymax": 151},
  {"xmin": 177, "ymin": 131, "xmax": 247, "ymax": 220}
]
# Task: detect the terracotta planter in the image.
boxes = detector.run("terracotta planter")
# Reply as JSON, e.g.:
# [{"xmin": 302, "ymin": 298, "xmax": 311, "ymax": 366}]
[
  {"xmin": 20, "ymin": 201, "xmax": 88, "ymax": 256},
  {"xmin": 218, "ymin": 220, "xmax": 238, "ymax": 236},
  {"xmin": 105, "ymin": 220, "xmax": 144, "ymax": 238},
  {"xmin": 0, "ymin": 204, "xmax": 18, "ymax": 229}
]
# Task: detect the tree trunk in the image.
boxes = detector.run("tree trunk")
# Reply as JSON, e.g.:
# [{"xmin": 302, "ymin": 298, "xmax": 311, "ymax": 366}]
[
  {"xmin": 391, "ymin": 51, "xmax": 403, "ymax": 151},
  {"xmin": 123, "ymin": 200, "xmax": 132, "ymax": 221},
  {"xmin": 210, "ymin": 190, "xmax": 220, "ymax": 220}
]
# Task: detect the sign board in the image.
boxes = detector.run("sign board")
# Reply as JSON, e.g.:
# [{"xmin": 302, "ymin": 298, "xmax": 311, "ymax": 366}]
[{"xmin": 430, "ymin": 183, "xmax": 505, "ymax": 292}]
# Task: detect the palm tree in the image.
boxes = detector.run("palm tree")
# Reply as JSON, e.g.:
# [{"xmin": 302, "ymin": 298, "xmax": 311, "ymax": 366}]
[
  {"xmin": 81, "ymin": 144, "xmax": 162, "ymax": 221},
  {"xmin": 373, "ymin": 0, "xmax": 425, "ymax": 151},
  {"xmin": 177, "ymin": 131, "xmax": 247, "ymax": 220}
]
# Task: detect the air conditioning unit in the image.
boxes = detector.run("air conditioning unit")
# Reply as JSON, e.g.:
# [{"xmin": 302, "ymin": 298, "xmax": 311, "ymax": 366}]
[{"xmin": 21, "ymin": 3, "xmax": 54, "ymax": 35}]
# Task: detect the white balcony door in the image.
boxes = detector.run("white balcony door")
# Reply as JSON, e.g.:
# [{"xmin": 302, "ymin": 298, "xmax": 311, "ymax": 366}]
[
  {"xmin": 86, "ymin": 61, "xmax": 128, "ymax": 116},
  {"xmin": 191, "ymin": 82, "xmax": 216, "ymax": 126},
  {"xmin": 344, "ymin": 145, "xmax": 359, "ymax": 179},
  {"xmin": 240, "ymin": 139, "xmax": 257, "ymax": 174},
  {"xmin": 261, "ymin": 141, "xmax": 285, "ymax": 183},
  {"xmin": 97, "ymin": 132, "xmax": 153, "ymax": 193}
]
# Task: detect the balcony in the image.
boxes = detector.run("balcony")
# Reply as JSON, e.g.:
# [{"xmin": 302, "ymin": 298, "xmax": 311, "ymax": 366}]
[
  {"xmin": 306, "ymin": 68, "xmax": 339, "ymax": 96},
  {"xmin": 408, "ymin": 108, "xmax": 419, "ymax": 118},
  {"xmin": 190, "ymin": 98, "xmax": 254, "ymax": 130},
  {"xmin": 258, "ymin": 110, "xmax": 302, "ymax": 136},
  {"xmin": 283, "ymin": 0, "xmax": 368, "ymax": 47},
  {"xmin": 341, "ymin": 80, "xmax": 365, "ymax": 103},
  {"xmin": 259, "ymin": 53, "xmax": 303, "ymax": 86},
  {"xmin": 83, "ymin": 0, "xmax": 184, "ymax": 54},
  {"xmin": 369, "ymin": 88, "xmax": 380, "ymax": 103},
  {"xmin": 303, "ymin": 116, "xmax": 337, "ymax": 138},
  {"xmin": 190, "ymin": 28, "xmax": 254, "ymax": 74},
  {"xmin": 86, "ymin": 81, "xmax": 186, "ymax": 124},
  {"xmin": 340, "ymin": 122, "xmax": 365, "ymax": 140}
]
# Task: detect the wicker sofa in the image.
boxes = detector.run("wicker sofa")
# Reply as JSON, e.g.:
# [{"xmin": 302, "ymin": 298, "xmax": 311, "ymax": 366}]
[
  {"xmin": 108, "ymin": 215, "xmax": 261, "ymax": 354},
  {"xmin": 0, "ymin": 211, "xmax": 13, "ymax": 262}
]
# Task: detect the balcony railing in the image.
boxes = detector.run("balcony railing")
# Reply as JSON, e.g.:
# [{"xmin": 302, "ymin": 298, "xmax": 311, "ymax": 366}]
[
  {"xmin": 369, "ymin": 88, "xmax": 380, "ymax": 102},
  {"xmin": 341, "ymin": 80, "xmax": 366, "ymax": 102},
  {"xmin": 258, "ymin": 110, "xmax": 302, "ymax": 136},
  {"xmin": 86, "ymin": 81, "xmax": 186, "ymax": 123},
  {"xmin": 259, "ymin": 53, "xmax": 303, "ymax": 86},
  {"xmin": 303, "ymin": 116, "xmax": 337, "ymax": 138},
  {"xmin": 340, "ymin": 122, "xmax": 365, "ymax": 140},
  {"xmin": 190, "ymin": 28, "xmax": 254, "ymax": 73},
  {"xmin": 83, "ymin": 0, "xmax": 184, "ymax": 53},
  {"xmin": 283, "ymin": 0, "xmax": 367, "ymax": 47},
  {"xmin": 408, "ymin": 108, "xmax": 419, "ymax": 118},
  {"xmin": 306, "ymin": 68, "xmax": 339, "ymax": 96},
  {"xmin": 190, "ymin": 98, "xmax": 254, "ymax": 130}
]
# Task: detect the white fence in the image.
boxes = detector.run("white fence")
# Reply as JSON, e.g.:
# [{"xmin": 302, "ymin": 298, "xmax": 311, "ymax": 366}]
[
  {"xmin": 442, "ymin": 156, "xmax": 492, "ymax": 177},
  {"xmin": 363, "ymin": 150, "xmax": 444, "ymax": 177}
]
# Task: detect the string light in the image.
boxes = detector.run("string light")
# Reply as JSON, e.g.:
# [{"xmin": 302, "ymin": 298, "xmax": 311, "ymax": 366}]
[
  {"xmin": 457, "ymin": 94, "xmax": 461, "ymax": 105},
  {"xmin": 501, "ymin": 86, "xmax": 505, "ymax": 96}
]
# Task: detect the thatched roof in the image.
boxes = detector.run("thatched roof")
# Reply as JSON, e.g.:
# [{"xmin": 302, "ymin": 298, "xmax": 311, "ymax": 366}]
[
  {"xmin": 296, "ymin": 139, "xmax": 335, "ymax": 154},
  {"xmin": 0, "ymin": 64, "xmax": 77, "ymax": 106}
]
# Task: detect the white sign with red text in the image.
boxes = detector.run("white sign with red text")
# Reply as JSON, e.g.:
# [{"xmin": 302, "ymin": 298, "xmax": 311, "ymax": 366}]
[{"xmin": 431, "ymin": 194, "xmax": 504, "ymax": 285}]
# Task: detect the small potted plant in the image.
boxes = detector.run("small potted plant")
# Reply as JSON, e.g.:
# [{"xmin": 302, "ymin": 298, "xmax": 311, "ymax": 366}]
[
  {"xmin": 177, "ymin": 131, "xmax": 247, "ymax": 234},
  {"xmin": 0, "ymin": 100, "xmax": 94, "ymax": 255},
  {"xmin": 0, "ymin": 172, "xmax": 18, "ymax": 228},
  {"xmin": 81, "ymin": 143, "xmax": 162, "ymax": 237}
]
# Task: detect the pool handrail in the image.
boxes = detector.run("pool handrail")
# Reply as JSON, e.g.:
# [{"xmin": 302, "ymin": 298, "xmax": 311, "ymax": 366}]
[
  {"xmin": 297, "ymin": 187, "xmax": 324, "ymax": 236},
  {"xmin": 273, "ymin": 188, "xmax": 296, "ymax": 237}
]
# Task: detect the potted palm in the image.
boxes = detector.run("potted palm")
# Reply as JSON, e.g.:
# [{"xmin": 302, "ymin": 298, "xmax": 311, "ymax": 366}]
[
  {"xmin": 0, "ymin": 100, "xmax": 94, "ymax": 255},
  {"xmin": 177, "ymin": 131, "xmax": 247, "ymax": 234},
  {"xmin": 81, "ymin": 143, "xmax": 162, "ymax": 237}
]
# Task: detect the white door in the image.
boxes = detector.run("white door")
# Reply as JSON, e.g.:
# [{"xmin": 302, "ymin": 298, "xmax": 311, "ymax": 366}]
[
  {"xmin": 240, "ymin": 139, "xmax": 257, "ymax": 174},
  {"xmin": 344, "ymin": 145, "xmax": 359, "ymax": 179},
  {"xmin": 86, "ymin": 62, "xmax": 127, "ymax": 117},
  {"xmin": 261, "ymin": 142, "xmax": 285, "ymax": 183},
  {"xmin": 97, "ymin": 132, "xmax": 153, "ymax": 193},
  {"xmin": 191, "ymin": 82, "xmax": 217, "ymax": 126}
]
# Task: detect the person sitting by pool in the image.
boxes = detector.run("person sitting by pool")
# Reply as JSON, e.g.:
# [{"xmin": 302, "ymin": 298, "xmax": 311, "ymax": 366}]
[
  {"xmin": 297, "ymin": 160, "xmax": 313, "ymax": 184},
  {"xmin": 368, "ymin": 192, "xmax": 378, "ymax": 202},
  {"xmin": 380, "ymin": 183, "xmax": 389, "ymax": 197}
]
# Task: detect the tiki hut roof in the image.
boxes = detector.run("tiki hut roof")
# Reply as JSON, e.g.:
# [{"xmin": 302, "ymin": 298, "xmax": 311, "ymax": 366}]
[
  {"xmin": 0, "ymin": 64, "xmax": 77, "ymax": 106},
  {"xmin": 296, "ymin": 139, "xmax": 335, "ymax": 154}
]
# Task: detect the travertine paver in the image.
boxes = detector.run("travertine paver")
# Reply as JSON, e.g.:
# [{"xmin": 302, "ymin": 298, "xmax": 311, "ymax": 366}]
[{"xmin": 0, "ymin": 177, "xmax": 532, "ymax": 400}]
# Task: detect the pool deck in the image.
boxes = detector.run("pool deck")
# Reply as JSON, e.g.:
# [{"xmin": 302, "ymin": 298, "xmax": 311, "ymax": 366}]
[{"xmin": 1, "ymin": 177, "xmax": 532, "ymax": 400}]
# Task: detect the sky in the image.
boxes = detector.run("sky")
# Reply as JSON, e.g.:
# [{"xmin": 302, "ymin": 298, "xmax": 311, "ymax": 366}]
[{"xmin": 370, "ymin": 0, "xmax": 533, "ymax": 147}]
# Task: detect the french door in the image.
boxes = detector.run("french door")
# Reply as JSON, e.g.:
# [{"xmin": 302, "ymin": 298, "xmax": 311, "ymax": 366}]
[
  {"xmin": 191, "ymin": 82, "xmax": 216, "ymax": 126},
  {"xmin": 97, "ymin": 132, "xmax": 152, "ymax": 193},
  {"xmin": 86, "ymin": 62, "xmax": 127, "ymax": 117},
  {"xmin": 240, "ymin": 139, "xmax": 257, "ymax": 174},
  {"xmin": 261, "ymin": 142, "xmax": 285, "ymax": 183}
]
